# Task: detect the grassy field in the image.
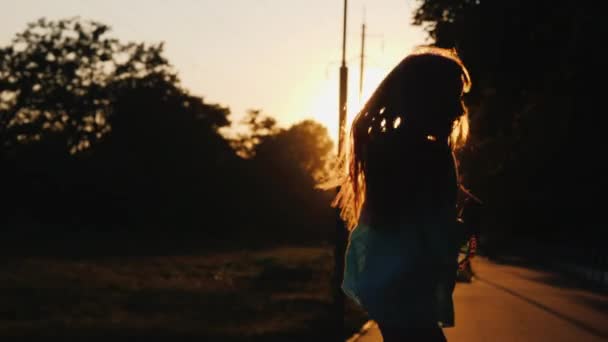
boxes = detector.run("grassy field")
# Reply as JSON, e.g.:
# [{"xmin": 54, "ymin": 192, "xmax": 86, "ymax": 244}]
[{"xmin": 0, "ymin": 240, "xmax": 368, "ymax": 341}]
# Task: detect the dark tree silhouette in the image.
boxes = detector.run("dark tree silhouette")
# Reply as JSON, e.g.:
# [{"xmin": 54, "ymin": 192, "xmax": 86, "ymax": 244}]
[
  {"xmin": 229, "ymin": 109, "xmax": 280, "ymax": 158},
  {"xmin": 1, "ymin": 17, "xmax": 336, "ymax": 250},
  {"xmin": 0, "ymin": 18, "xmax": 234, "ymax": 231},
  {"xmin": 254, "ymin": 120, "xmax": 333, "ymax": 182},
  {"xmin": 0, "ymin": 17, "xmax": 175, "ymax": 152},
  {"xmin": 412, "ymin": 1, "xmax": 603, "ymax": 247},
  {"xmin": 246, "ymin": 119, "xmax": 335, "ymax": 243}
]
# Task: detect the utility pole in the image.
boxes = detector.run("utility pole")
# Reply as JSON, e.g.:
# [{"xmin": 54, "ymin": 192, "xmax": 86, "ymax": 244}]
[
  {"xmin": 338, "ymin": 1, "xmax": 348, "ymax": 155},
  {"xmin": 334, "ymin": 0, "xmax": 348, "ymax": 340},
  {"xmin": 359, "ymin": 9, "xmax": 366, "ymax": 102}
]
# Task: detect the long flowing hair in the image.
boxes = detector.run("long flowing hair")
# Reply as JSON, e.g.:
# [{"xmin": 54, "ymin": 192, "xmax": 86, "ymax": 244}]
[{"xmin": 327, "ymin": 47, "xmax": 472, "ymax": 230}]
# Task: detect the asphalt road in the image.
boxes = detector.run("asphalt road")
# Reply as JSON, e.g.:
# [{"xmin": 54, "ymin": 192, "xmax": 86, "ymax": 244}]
[{"xmin": 349, "ymin": 257, "xmax": 608, "ymax": 342}]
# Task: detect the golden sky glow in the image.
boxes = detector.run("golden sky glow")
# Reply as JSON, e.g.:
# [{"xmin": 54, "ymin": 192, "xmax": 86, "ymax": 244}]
[{"xmin": 0, "ymin": 0, "xmax": 427, "ymax": 144}]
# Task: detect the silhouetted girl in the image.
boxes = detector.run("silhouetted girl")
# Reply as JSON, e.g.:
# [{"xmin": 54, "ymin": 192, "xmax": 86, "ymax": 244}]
[{"xmin": 335, "ymin": 47, "xmax": 472, "ymax": 342}]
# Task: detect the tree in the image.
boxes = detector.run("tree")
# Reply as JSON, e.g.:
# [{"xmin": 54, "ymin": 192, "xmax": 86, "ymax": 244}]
[
  {"xmin": 244, "ymin": 120, "xmax": 334, "ymax": 242},
  {"xmin": 1, "ymin": 17, "xmax": 334, "ymax": 246},
  {"xmin": 0, "ymin": 18, "xmax": 235, "ymax": 230},
  {"xmin": 229, "ymin": 109, "xmax": 280, "ymax": 158},
  {"xmin": 254, "ymin": 120, "xmax": 333, "ymax": 182},
  {"xmin": 412, "ymin": 1, "xmax": 603, "ymax": 244},
  {"xmin": 0, "ymin": 17, "xmax": 176, "ymax": 153}
]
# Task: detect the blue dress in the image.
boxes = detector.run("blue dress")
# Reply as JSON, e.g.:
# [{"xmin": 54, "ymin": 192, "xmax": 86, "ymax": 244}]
[{"xmin": 342, "ymin": 217, "xmax": 461, "ymax": 328}]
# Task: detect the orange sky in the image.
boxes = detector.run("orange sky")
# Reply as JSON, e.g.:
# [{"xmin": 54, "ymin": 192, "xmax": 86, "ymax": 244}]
[{"xmin": 0, "ymin": 0, "xmax": 428, "ymax": 143}]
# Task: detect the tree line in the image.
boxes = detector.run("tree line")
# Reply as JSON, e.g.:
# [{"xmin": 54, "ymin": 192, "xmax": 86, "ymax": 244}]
[
  {"xmin": 413, "ymin": 1, "xmax": 604, "ymax": 248},
  {"xmin": 0, "ymin": 18, "xmax": 334, "ymax": 246}
]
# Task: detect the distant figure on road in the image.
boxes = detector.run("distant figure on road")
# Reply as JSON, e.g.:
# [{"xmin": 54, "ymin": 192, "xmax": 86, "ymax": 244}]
[{"xmin": 333, "ymin": 47, "xmax": 474, "ymax": 342}]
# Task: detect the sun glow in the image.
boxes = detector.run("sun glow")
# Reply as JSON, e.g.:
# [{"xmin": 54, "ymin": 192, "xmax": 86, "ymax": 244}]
[{"xmin": 306, "ymin": 66, "xmax": 390, "ymax": 147}]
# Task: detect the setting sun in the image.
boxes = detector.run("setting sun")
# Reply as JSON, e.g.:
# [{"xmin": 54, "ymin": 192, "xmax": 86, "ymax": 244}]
[{"xmin": 306, "ymin": 65, "xmax": 392, "ymax": 146}]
